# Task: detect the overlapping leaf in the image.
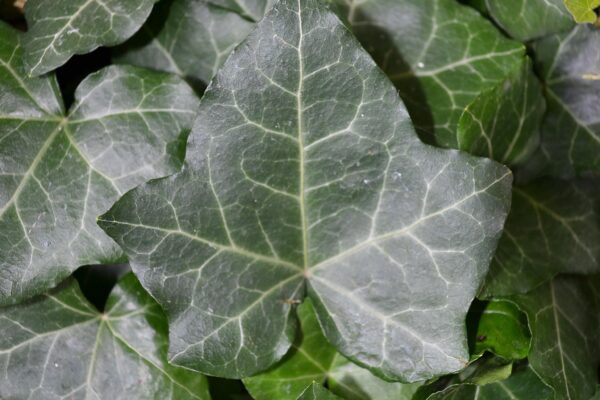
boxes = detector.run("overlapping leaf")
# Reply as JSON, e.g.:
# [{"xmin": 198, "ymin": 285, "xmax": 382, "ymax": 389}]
[
  {"xmin": 482, "ymin": 179, "xmax": 599, "ymax": 296},
  {"xmin": 114, "ymin": 0, "xmax": 258, "ymax": 91},
  {"xmin": 244, "ymin": 300, "xmax": 420, "ymax": 400},
  {"xmin": 99, "ymin": 0, "xmax": 512, "ymax": 382},
  {"xmin": 512, "ymin": 276, "xmax": 599, "ymax": 400},
  {"xmin": 457, "ymin": 59, "xmax": 544, "ymax": 166},
  {"xmin": 331, "ymin": 0, "xmax": 524, "ymax": 147},
  {"xmin": 469, "ymin": 300, "xmax": 530, "ymax": 360},
  {"xmin": 208, "ymin": 0, "xmax": 273, "ymax": 22},
  {"xmin": 0, "ymin": 22, "xmax": 199, "ymax": 305},
  {"xmin": 22, "ymin": 0, "xmax": 158, "ymax": 76},
  {"xmin": 531, "ymin": 25, "xmax": 600, "ymax": 177},
  {"xmin": 485, "ymin": 0, "xmax": 574, "ymax": 41},
  {"xmin": 427, "ymin": 367, "xmax": 553, "ymax": 400},
  {"xmin": 0, "ymin": 273, "xmax": 210, "ymax": 399}
]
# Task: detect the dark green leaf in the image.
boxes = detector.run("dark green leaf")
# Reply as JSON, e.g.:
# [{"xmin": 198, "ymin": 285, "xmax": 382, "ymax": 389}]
[
  {"xmin": 99, "ymin": 0, "xmax": 512, "ymax": 382},
  {"xmin": 531, "ymin": 25, "xmax": 600, "ymax": 177},
  {"xmin": 0, "ymin": 273, "xmax": 210, "ymax": 399},
  {"xmin": 331, "ymin": 0, "xmax": 524, "ymax": 147},
  {"xmin": 470, "ymin": 300, "xmax": 530, "ymax": 360},
  {"xmin": 297, "ymin": 383, "xmax": 341, "ymax": 400},
  {"xmin": 457, "ymin": 59, "xmax": 545, "ymax": 165},
  {"xmin": 427, "ymin": 366, "xmax": 553, "ymax": 399},
  {"xmin": 208, "ymin": 0, "xmax": 273, "ymax": 22},
  {"xmin": 512, "ymin": 276, "xmax": 599, "ymax": 400},
  {"xmin": 0, "ymin": 22, "xmax": 199, "ymax": 305},
  {"xmin": 22, "ymin": 0, "xmax": 158, "ymax": 76},
  {"xmin": 485, "ymin": 0, "xmax": 574, "ymax": 41},
  {"xmin": 482, "ymin": 179, "xmax": 599, "ymax": 296},
  {"xmin": 114, "ymin": 0, "xmax": 257, "ymax": 91}
]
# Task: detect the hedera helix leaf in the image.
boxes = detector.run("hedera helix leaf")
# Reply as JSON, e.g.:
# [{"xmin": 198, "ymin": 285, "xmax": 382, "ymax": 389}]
[
  {"xmin": 481, "ymin": 179, "xmax": 599, "ymax": 297},
  {"xmin": 244, "ymin": 299, "xmax": 420, "ymax": 400},
  {"xmin": 0, "ymin": 22, "xmax": 199, "ymax": 305},
  {"xmin": 113, "ymin": 0, "xmax": 258, "ymax": 92},
  {"xmin": 0, "ymin": 273, "xmax": 210, "ymax": 399},
  {"xmin": 564, "ymin": 0, "xmax": 600, "ymax": 23},
  {"xmin": 485, "ymin": 0, "xmax": 575, "ymax": 41},
  {"xmin": 510, "ymin": 276, "xmax": 600, "ymax": 400},
  {"xmin": 22, "ymin": 0, "xmax": 158, "ymax": 76},
  {"xmin": 468, "ymin": 300, "xmax": 530, "ymax": 360},
  {"xmin": 457, "ymin": 59, "xmax": 545, "ymax": 166},
  {"xmin": 426, "ymin": 367, "xmax": 554, "ymax": 400},
  {"xmin": 331, "ymin": 0, "xmax": 524, "ymax": 148},
  {"xmin": 297, "ymin": 383, "xmax": 341, "ymax": 400},
  {"xmin": 530, "ymin": 25, "xmax": 600, "ymax": 177},
  {"xmin": 98, "ymin": 0, "xmax": 512, "ymax": 381}
]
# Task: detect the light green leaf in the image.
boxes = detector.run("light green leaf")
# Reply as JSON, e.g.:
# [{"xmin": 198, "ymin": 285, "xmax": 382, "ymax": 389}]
[
  {"xmin": 512, "ymin": 276, "xmax": 599, "ymax": 400},
  {"xmin": 0, "ymin": 273, "xmax": 210, "ymax": 399},
  {"xmin": 331, "ymin": 0, "xmax": 524, "ymax": 147},
  {"xmin": 297, "ymin": 383, "xmax": 341, "ymax": 400},
  {"xmin": 485, "ymin": 0, "xmax": 575, "ymax": 41},
  {"xmin": 564, "ymin": 0, "xmax": 600, "ymax": 23},
  {"xmin": 427, "ymin": 367, "xmax": 554, "ymax": 399},
  {"xmin": 99, "ymin": 0, "xmax": 512, "ymax": 382},
  {"xmin": 244, "ymin": 299, "xmax": 420, "ymax": 400},
  {"xmin": 531, "ymin": 25, "xmax": 600, "ymax": 177},
  {"xmin": 0, "ymin": 22, "xmax": 199, "ymax": 305},
  {"xmin": 469, "ymin": 300, "xmax": 530, "ymax": 360},
  {"xmin": 208, "ymin": 0, "xmax": 273, "ymax": 22},
  {"xmin": 481, "ymin": 179, "xmax": 599, "ymax": 297},
  {"xmin": 113, "ymin": 0, "xmax": 257, "ymax": 91},
  {"xmin": 457, "ymin": 59, "xmax": 545, "ymax": 165},
  {"xmin": 22, "ymin": 0, "xmax": 158, "ymax": 76}
]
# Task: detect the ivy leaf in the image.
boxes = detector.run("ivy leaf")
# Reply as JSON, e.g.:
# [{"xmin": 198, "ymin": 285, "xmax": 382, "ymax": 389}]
[
  {"xmin": 469, "ymin": 300, "xmax": 530, "ymax": 360},
  {"xmin": 0, "ymin": 22, "xmax": 199, "ymax": 305},
  {"xmin": 22, "ymin": 0, "xmax": 158, "ymax": 76},
  {"xmin": 0, "ymin": 273, "xmax": 210, "ymax": 399},
  {"xmin": 485, "ymin": 0, "xmax": 575, "ymax": 41},
  {"xmin": 244, "ymin": 299, "xmax": 420, "ymax": 400},
  {"xmin": 331, "ymin": 0, "xmax": 524, "ymax": 147},
  {"xmin": 481, "ymin": 179, "xmax": 599, "ymax": 297},
  {"xmin": 113, "ymin": 0, "xmax": 257, "ymax": 91},
  {"xmin": 457, "ymin": 59, "xmax": 545, "ymax": 166},
  {"xmin": 511, "ymin": 276, "xmax": 599, "ymax": 400},
  {"xmin": 208, "ymin": 0, "xmax": 273, "ymax": 22},
  {"xmin": 99, "ymin": 0, "xmax": 512, "ymax": 382},
  {"xmin": 564, "ymin": 0, "xmax": 600, "ymax": 23},
  {"xmin": 531, "ymin": 25, "xmax": 600, "ymax": 177},
  {"xmin": 297, "ymin": 383, "xmax": 341, "ymax": 400},
  {"xmin": 426, "ymin": 367, "xmax": 553, "ymax": 399}
]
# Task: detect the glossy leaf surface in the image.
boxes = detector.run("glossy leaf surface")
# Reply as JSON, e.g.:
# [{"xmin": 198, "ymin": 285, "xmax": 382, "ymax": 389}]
[{"xmin": 99, "ymin": 0, "xmax": 512, "ymax": 382}]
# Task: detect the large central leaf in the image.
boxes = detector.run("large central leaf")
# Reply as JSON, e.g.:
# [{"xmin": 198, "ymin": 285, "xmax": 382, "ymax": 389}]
[{"xmin": 99, "ymin": 0, "xmax": 512, "ymax": 382}]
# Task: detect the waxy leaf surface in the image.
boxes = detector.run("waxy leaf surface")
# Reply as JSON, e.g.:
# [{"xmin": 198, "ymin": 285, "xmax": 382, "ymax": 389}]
[
  {"xmin": 0, "ymin": 273, "xmax": 210, "ymax": 399},
  {"xmin": 332, "ymin": 0, "xmax": 524, "ymax": 147},
  {"xmin": 512, "ymin": 276, "xmax": 599, "ymax": 400},
  {"xmin": 0, "ymin": 23, "xmax": 199, "ymax": 305},
  {"xmin": 22, "ymin": 0, "xmax": 158, "ymax": 76},
  {"xmin": 244, "ymin": 300, "xmax": 420, "ymax": 400},
  {"xmin": 208, "ymin": 0, "xmax": 273, "ymax": 22},
  {"xmin": 482, "ymin": 179, "xmax": 599, "ymax": 297},
  {"xmin": 114, "ymin": 0, "xmax": 257, "ymax": 91},
  {"xmin": 485, "ymin": 0, "xmax": 574, "ymax": 41},
  {"xmin": 457, "ymin": 59, "xmax": 544, "ymax": 166},
  {"xmin": 99, "ymin": 0, "xmax": 512, "ymax": 382},
  {"xmin": 297, "ymin": 383, "xmax": 341, "ymax": 400},
  {"xmin": 532, "ymin": 25, "xmax": 600, "ymax": 177}
]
